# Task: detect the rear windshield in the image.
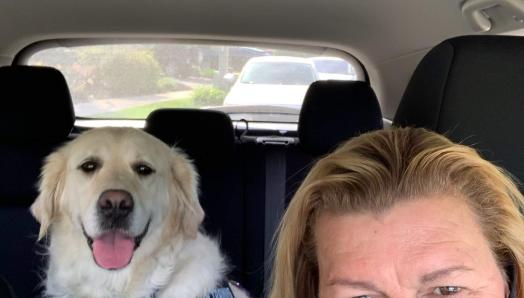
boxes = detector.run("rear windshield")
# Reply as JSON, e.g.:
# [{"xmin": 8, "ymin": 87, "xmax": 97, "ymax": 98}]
[{"xmin": 26, "ymin": 42, "xmax": 362, "ymax": 123}]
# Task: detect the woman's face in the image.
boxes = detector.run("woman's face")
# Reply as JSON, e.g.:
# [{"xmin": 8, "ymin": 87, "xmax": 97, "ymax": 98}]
[{"xmin": 315, "ymin": 196, "xmax": 508, "ymax": 298}]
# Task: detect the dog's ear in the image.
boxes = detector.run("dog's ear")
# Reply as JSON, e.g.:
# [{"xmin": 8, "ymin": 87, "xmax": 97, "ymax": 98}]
[
  {"xmin": 30, "ymin": 151, "xmax": 67, "ymax": 240},
  {"xmin": 170, "ymin": 148, "xmax": 204, "ymax": 239}
]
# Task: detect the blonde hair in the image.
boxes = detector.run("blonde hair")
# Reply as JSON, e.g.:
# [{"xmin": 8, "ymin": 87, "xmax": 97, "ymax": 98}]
[{"xmin": 269, "ymin": 127, "xmax": 524, "ymax": 298}]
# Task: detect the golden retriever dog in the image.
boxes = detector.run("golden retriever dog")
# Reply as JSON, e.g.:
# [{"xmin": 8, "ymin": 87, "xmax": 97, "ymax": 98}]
[{"xmin": 31, "ymin": 127, "xmax": 226, "ymax": 297}]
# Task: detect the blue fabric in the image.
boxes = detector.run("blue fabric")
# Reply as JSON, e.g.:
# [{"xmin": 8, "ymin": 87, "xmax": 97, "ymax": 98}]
[
  {"xmin": 151, "ymin": 287, "xmax": 233, "ymax": 297},
  {"xmin": 206, "ymin": 287, "xmax": 234, "ymax": 298}
]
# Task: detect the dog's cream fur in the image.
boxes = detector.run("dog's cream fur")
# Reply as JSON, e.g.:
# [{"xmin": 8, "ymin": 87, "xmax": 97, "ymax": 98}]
[{"xmin": 31, "ymin": 127, "xmax": 226, "ymax": 298}]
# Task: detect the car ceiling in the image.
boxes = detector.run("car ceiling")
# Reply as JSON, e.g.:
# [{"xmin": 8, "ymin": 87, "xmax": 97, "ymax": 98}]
[{"xmin": 0, "ymin": 0, "xmax": 517, "ymax": 118}]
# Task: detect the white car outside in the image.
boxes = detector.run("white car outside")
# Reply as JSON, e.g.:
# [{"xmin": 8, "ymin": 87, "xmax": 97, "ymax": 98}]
[
  {"xmin": 311, "ymin": 57, "xmax": 356, "ymax": 81},
  {"xmin": 223, "ymin": 56, "xmax": 318, "ymax": 107}
]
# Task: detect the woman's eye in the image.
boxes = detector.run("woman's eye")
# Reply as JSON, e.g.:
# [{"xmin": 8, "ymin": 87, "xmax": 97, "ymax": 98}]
[
  {"xmin": 79, "ymin": 160, "xmax": 99, "ymax": 174},
  {"xmin": 433, "ymin": 286, "xmax": 461, "ymax": 295}
]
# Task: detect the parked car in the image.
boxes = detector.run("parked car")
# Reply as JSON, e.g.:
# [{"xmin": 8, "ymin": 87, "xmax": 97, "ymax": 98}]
[
  {"xmin": 223, "ymin": 56, "xmax": 317, "ymax": 107},
  {"xmin": 310, "ymin": 56, "xmax": 356, "ymax": 81}
]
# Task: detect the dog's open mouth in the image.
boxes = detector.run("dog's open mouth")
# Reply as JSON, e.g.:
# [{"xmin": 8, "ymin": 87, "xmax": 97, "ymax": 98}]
[{"xmin": 82, "ymin": 218, "xmax": 151, "ymax": 270}]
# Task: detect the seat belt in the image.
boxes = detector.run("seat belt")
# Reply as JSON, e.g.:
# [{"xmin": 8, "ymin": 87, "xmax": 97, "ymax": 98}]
[
  {"xmin": 257, "ymin": 137, "xmax": 296, "ymax": 286},
  {"xmin": 263, "ymin": 146, "xmax": 286, "ymax": 282},
  {"xmin": 236, "ymin": 120, "xmax": 297, "ymax": 287}
]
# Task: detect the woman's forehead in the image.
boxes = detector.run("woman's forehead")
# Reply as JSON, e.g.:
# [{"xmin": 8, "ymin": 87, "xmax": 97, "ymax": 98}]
[{"xmin": 314, "ymin": 195, "xmax": 495, "ymax": 277}]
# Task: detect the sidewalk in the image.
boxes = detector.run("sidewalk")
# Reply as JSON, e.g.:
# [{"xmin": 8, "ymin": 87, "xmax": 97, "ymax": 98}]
[{"xmin": 76, "ymin": 90, "xmax": 193, "ymax": 116}]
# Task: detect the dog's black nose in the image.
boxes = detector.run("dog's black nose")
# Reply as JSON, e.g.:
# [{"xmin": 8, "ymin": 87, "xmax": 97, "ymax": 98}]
[{"xmin": 97, "ymin": 189, "xmax": 134, "ymax": 219}]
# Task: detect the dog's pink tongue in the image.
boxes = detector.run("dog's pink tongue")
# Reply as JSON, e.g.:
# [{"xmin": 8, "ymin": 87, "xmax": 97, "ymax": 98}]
[{"xmin": 92, "ymin": 231, "xmax": 134, "ymax": 270}]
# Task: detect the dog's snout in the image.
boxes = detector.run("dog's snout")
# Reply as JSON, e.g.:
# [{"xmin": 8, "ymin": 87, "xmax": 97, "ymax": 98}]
[{"xmin": 98, "ymin": 190, "xmax": 134, "ymax": 219}]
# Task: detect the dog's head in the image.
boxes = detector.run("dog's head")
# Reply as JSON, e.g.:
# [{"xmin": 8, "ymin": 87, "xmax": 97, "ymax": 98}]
[{"xmin": 30, "ymin": 127, "xmax": 204, "ymax": 270}]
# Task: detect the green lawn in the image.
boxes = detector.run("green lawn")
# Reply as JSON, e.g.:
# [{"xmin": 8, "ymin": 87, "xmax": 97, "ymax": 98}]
[{"xmin": 95, "ymin": 97, "xmax": 194, "ymax": 119}]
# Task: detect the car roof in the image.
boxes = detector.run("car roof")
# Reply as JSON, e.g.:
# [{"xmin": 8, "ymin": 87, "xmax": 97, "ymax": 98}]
[
  {"xmin": 310, "ymin": 57, "xmax": 347, "ymax": 62},
  {"xmin": 245, "ymin": 56, "xmax": 313, "ymax": 64},
  {"xmin": 311, "ymin": 56, "xmax": 345, "ymax": 60}
]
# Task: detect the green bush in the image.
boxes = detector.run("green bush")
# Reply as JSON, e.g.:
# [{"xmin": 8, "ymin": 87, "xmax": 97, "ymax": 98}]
[
  {"xmin": 156, "ymin": 77, "xmax": 179, "ymax": 92},
  {"xmin": 199, "ymin": 67, "xmax": 217, "ymax": 78},
  {"xmin": 97, "ymin": 50, "xmax": 164, "ymax": 98},
  {"xmin": 191, "ymin": 86, "xmax": 226, "ymax": 107}
]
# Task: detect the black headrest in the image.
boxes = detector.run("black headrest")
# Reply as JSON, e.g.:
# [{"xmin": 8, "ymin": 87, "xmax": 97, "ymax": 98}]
[
  {"xmin": 394, "ymin": 35, "xmax": 524, "ymax": 182},
  {"xmin": 145, "ymin": 109, "xmax": 235, "ymax": 167},
  {"xmin": 0, "ymin": 66, "xmax": 74, "ymax": 143},
  {"xmin": 298, "ymin": 80, "xmax": 383, "ymax": 156},
  {"xmin": 0, "ymin": 275, "xmax": 14, "ymax": 298}
]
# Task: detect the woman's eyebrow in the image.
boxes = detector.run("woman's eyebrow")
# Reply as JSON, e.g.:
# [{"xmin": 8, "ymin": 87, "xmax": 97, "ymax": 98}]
[
  {"xmin": 327, "ymin": 266, "xmax": 472, "ymax": 290},
  {"xmin": 328, "ymin": 279, "xmax": 387, "ymax": 297},
  {"xmin": 420, "ymin": 266, "xmax": 473, "ymax": 283}
]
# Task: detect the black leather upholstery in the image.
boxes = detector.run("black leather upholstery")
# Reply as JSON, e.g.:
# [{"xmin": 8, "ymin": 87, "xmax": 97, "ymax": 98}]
[
  {"xmin": 298, "ymin": 80, "xmax": 383, "ymax": 157},
  {"xmin": 0, "ymin": 66, "xmax": 75, "ymax": 297},
  {"xmin": 145, "ymin": 109, "xmax": 235, "ymax": 167},
  {"xmin": 0, "ymin": 65, "xmax": 74, "ymax": 204},
  {"xmin": 394, "ymin": 35, "xmax": 524, "ymax": 182},
  {"xmin": 0, "ymin": 275, "xmax": 15, "ymax": 298},
  {"xmin": 145, "ymin": 109, "xmax": 245, "ymax": 284},
  {"xmin": 0, "ymin": 66, "xmax": 74, "ymax": 143}
]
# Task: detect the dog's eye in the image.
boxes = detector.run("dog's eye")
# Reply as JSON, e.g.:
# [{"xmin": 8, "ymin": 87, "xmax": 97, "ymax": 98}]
[
  {"xmin": 79, "ymin": 160, "xmax": 99, "ymax": 174},
  {"xmin": 134, "ymin": 163, "xmax": 154, "ymax": 176}
]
